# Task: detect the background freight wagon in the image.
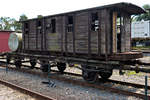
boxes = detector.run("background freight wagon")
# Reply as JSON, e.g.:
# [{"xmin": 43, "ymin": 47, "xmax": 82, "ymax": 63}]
[
  {"xmin": 131, "ymin": 20, "xmax": 150, "ymax": 38},
  {"xmin": 131, "ymin": 20, "xmax": 150, "ymax": 47},
  {"xmin": 0, "ymin": 31, "xmax": 13, "ymax": 53}
]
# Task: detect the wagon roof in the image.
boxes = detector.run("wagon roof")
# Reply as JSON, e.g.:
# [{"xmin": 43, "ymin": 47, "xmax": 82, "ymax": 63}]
[{"xmin": 22, "ymin": 2, "xmax": 145, "ymax": 22}]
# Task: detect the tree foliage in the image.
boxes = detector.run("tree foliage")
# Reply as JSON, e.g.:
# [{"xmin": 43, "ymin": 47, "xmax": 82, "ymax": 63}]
[
  {"xmin": 135, "ymin": 4, "xmax": 150, "ymax": 21},
  {"xmin": 37, "ymin": 15, "xmax": 43, "ymax": 18},
  {"xmin": 14, "ymin": 14, "xmax": 28, "ymax": 31},
  {"xmin": 0, "ymin": 17, "xmax": 15, "ymax": 30},
  {"xmin": 19, "ymin": 14, "xmax": 28, "ymax": 21},
  {"xmin": 0, "ymin": 14, "xmax": 28, "ymax": 31}
]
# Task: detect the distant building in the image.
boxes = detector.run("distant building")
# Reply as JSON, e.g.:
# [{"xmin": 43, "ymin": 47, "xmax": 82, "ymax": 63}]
[{"xmin": 131, "ymin": 20, "xmax": 150, "ymax": 38}]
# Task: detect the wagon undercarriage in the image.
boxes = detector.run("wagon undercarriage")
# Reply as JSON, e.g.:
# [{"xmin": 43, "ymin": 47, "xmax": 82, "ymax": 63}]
[{"xmin": 4, "ymin": 52, "xmax": 150, "ymax": 83}]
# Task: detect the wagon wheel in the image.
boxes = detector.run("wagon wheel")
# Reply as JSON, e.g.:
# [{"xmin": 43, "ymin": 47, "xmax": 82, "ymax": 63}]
[
  {"xmin": 30, "ymin": 59, "xmax": 36, "ymax": 69},
  {"xmin": 99, "ymin": 69, "xmax": 113, "ymax": 80},
  {"xmin": 14, "ymin": 60, "xmax": 22, "ymax": 69},
  {"xmin": 82, "ymin": 69, "xmax": 98, "ymax": 83},
  {"xmin": 41, "ymin": 64, "xmax": 49, "ymax": 72},
  {"xmin": 81, "ymin": 65, "xmax": 98, "ymax": 83},
  {"xmin": 57, "ymin": 62, "xmax": 66, "ymax": 73},
  {"xmin": 6, "ymin": 56, "xmax": 10, "ymax": 64},
  {"xmin": 40, "ymin": 60, "xmax": 50, "ymax": 72}
]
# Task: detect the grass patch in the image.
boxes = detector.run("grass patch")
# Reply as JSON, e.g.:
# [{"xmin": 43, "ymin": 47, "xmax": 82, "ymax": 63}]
[
  {"xmin": 126, "ymin": 71, "xmax": 136, "ymax": 76},
  {"xmin": 132, "ymin": 46, "xmax": 150, "ymax": 50},
  {"xmin": 126, "ymin": 71, "xmax": 143, "ymax": 76}
]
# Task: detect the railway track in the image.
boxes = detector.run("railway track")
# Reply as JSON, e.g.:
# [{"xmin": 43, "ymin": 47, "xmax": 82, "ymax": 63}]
[
  {"xmin": 52, "ymin": 70, "xmax": 150, "ymax": 89},
  {"xmin": 0, "ymin": 78, "xmax": 55, "ymax": 100},
  {"xmin": 0, "ymin": 60, "xmax": 150, "ymax": 99},
  {"xmin": 1, "ymin": 60, "xmax": 149, "ymax": 90}
]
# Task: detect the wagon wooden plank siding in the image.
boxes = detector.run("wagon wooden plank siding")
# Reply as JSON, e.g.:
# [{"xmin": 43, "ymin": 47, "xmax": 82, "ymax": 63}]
[{"xmin": 22, "ymin": 2, "xmax": 145, "ymax": 61}]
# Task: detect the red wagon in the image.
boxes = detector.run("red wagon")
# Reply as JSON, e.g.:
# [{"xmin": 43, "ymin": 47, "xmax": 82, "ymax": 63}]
[{"xmin": 0, "ymin": 31, "xmax": 13, "ymax": 53}]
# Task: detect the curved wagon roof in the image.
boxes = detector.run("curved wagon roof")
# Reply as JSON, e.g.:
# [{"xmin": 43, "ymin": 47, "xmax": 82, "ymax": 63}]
[
  {"xmin": 22, "ymin": 2, "xmax": 145, "ymax": 22},
  {"xmin": 102, "ymin": 2, "xmax": 145, "ymax": 15}
]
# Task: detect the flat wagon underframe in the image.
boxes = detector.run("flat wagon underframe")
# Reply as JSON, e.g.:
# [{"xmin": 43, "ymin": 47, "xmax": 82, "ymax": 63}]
[{"xmin": 5, "ymin": 52, "xmax": 150, "ymax": 73}]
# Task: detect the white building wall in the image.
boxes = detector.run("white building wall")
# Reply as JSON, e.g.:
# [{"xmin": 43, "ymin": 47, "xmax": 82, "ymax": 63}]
[{"xmin": 131, "ymin": 20, "xmax": 150, "ymax": 38}]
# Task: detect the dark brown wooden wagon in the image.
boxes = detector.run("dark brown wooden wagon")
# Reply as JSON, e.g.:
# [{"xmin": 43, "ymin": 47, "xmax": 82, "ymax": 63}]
[
  {"xmin": 22, "ymin": 2, "xmax": 144, "ymax": 59},
  {"xmin": 6, "ymin": 2, "xmax": 147, "ymax": 82}
]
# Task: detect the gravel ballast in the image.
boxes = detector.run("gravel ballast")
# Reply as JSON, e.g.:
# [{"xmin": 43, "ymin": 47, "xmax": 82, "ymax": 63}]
[
  {"xmin": 0, "ymin": 83, "xmax": 35, "ymax": 100},
  {"xmin": 0, "ymin": 65, "xmax": 145, "ymax": 100}
]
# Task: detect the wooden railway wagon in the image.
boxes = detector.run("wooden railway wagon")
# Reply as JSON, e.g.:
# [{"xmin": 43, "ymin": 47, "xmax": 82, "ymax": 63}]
[
  {"xmin": 22, "ymin": 2, "xmax": 144, "ymax": 60},
  {"xmin": 6, "ymin": 2, "xmax": 147, "ymax": 82}
]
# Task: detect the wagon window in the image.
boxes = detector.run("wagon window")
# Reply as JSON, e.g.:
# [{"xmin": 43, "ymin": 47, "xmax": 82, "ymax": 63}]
[
  {"xmin": 116, "ymin": 14, "xmax": 124, "ymax": 53},
  {"xmin": 67, "ymin": 16, "xmax": 73, "ymax": 32},
  {"xmin": 38, "ymin": 21, "xmax": 42, "ymax": 27},
  {"xmin": 24, "ymin": 22, "xmax": 29, "ymax": 34},
  {"xmin": 25, "ymin": 23, "xmax": 28, "ymax": 28},
  {"xmin": 51, "ymin": 19, "xmax": 56, "ymax": 33},
  {"xmin": 91, "ymin": 12, "xmax": 99, "ymax": 31},
  {"xmin": 37, "ymin": 20, "xmax": 42, "ymax": 33}
]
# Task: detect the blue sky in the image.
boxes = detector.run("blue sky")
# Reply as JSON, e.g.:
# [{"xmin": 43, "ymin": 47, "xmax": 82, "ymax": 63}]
[{"xmin": 1, "ymin": 0, "xmax": 150, "ymax": 20}]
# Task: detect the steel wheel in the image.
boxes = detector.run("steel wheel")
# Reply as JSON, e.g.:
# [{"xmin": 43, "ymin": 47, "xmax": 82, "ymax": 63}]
[
  {"xmin": 99, "ymin": 69, "xmax": 113, "ymax": 80},
  {"xmin": 41, "ymin": 64, "xmax": 49, "ymax": 72},
  {"xmin": 82, "ymin": 70, "xmax": 98, "ymax": 83},
  {"xmin": 30, "ymin": 59, "xmax": 36, "ymax": 69},
  {"xmin": 6, "ymin": 57, "xmax": 10, "ymax": 64},
  {"xmin": 40, "ymin": 60, "xmax": 50, "ymax": 72},
  {"xmin": 14, "ymin": 60, "xmax": 22, "ymax": 69},
  {"xmin": 57, "ymin": 62, "xmax": 66, "ymax": 73}
]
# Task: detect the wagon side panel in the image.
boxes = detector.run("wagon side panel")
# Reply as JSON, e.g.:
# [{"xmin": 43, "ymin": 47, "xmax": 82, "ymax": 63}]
[
  {"xmin": 75, "ymin": 12, "xmax": 89, "ymax": 54},
  {"xmin": 124, "ymin": 14, "xmax": 131, "ymax": 52},
  {"xmin": 121, "ymin": 13, "xmax": 131, "ymax": 52},
  {"xmin": 45, "ymin": 17, "xmax": 62, "ymax": 52},
  {"xmin": 100, "ymin": 9, "xmax": 107, "ymax": 54},
  {"xmin": 28, "ymin": 20, "xmax": 37, "ymax": 50}
]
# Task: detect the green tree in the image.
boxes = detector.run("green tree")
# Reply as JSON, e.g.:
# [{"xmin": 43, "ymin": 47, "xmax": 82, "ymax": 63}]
[
  {"xmin": 0, "ymin": 17, "xmax": 15, "ymax": 30},
  {"xmin": 37, "ymin": 15, "xmax": 43, "ymax": 18},
  {"xmin": 19, "ymin": 14, "xmax": 28, "ymax": 21},
  {"xmin": 0, "ymin": 14, "xmax": 28, "ymax": 31},
  {"xmin": 12, "ymin": 20, "xmax": 21, "ymax": 31},
  {"xmin": 135, "ymin": 4, "xmax": 150, "ymax": 21},
  {"xmin": 13, "ymin": 14, "xmax": 28, "ymax": 31}
]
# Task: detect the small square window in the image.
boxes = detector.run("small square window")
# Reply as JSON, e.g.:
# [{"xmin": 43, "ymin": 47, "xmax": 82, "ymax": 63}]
[
  {"xmin": 24, "ymin": 22, "xmax": 29, "ymax": 34},
  {"xmin": 36, "ymin": 20, "xmax": 42, "ymax": 33}
]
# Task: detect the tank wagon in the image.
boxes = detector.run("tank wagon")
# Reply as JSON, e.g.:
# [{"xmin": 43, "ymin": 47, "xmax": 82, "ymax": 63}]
[
  {"xmin": 7, "ymin": 2, "xmax": 146, "ymax": 82},
  {"xmin": 0, "ymin": 31, "xmax": 14, "ymax": 54}
]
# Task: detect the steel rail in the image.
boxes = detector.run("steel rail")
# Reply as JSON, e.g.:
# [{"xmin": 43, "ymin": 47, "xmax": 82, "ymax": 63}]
[
  {"xmin": 0, "ymin": 79, "xmax": 56, "ymax": 100},
  {"xmin": 53, "ymin": 70, "xmax": 150, "ymax": 89}
]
